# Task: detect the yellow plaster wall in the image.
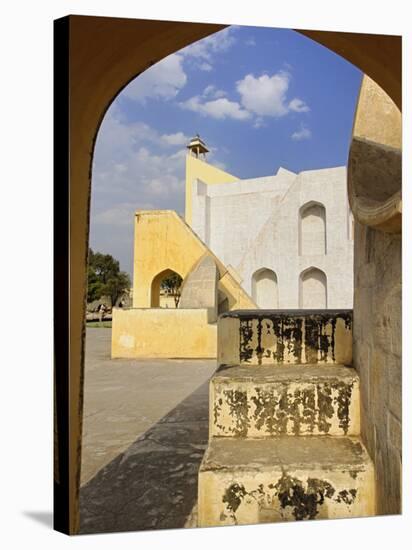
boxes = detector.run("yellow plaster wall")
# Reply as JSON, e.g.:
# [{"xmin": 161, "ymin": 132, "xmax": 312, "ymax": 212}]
[
  {"xmin": 353, "ymin": 75, "xmax": 401, "ymax": 149},
  {"xmin": 111, "ymin": 307, "xmax": 217, "ymax": 358},
  {"xmin": 185, "ymin": 155, "xmax": 238, "ymax": 225},
  {"xmin": 132, "ymin": 210, "xmax": 256, "ymax": 310}
]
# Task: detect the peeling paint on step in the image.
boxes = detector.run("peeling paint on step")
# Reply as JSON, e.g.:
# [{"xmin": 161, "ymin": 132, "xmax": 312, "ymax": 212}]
[{"xmin": 230, "ymin": 310, "xmax": 352, "ymax": 365}]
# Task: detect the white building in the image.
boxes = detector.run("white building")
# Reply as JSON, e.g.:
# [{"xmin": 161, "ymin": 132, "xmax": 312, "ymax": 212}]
[{"xmin": 187, "ymin": 144, "xmax": 354, "ymax": 309}]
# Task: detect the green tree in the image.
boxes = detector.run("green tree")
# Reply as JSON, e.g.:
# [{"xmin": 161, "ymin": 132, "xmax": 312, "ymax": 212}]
[
  {"xmin": 87, "ymin": 264, "xmax": 104, "ymax": 303},
  {"xmin": 87, "ymin": 249, "xmax": 131, "ymax": 306},
  {"xmin": 161, "ymin": 273, "xmax": 183, "ymax": 307}
]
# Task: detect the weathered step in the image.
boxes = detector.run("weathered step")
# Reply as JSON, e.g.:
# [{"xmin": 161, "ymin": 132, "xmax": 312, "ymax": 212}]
[
  {"xmin": 218, "ymin": 310, "xmax": 352, "ymax": 366},
  {"xmin": 210, "ymin": 364, "xmax": 360, "ymax": 438},
  {"xmin": 198, "ymin": 436, "xmax": 375, "ymax": 527}
]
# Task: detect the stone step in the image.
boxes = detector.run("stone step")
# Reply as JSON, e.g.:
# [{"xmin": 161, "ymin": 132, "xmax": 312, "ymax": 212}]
[
  {"xmin": 218, "ymin": 309, "xmax": 352, "ymax": 366},
  {"xmin": 210, "ymin": 364, "xmax": 360, "ymax": 438},
  {"xmin": 198, "ymin": 436, "xmax": 375, "ymax": 527}
]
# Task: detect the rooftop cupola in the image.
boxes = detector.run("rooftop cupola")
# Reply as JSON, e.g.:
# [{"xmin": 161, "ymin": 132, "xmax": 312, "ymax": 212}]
[{"xmin": 187, "ymin": 134, "xmax": 209, "ymax": 160}]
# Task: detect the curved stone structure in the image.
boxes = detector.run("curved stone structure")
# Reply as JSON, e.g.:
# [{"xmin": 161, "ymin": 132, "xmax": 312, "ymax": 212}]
[
  {"xmin": 348, "ymin": 75, "xmax": 402, "ymax": 234},
  {"xmin": 179, "ymin": 255, "xmax": 219, "ymax": 322},
  {"xmin": 349, "ymin": 76, "xmax": 402, "ymax": 515}
]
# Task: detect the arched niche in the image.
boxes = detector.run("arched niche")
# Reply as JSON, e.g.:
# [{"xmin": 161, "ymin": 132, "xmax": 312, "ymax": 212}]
[
  {"xmin": 299, "ymin": 267, "xmax": 327, "ymax": 309},
  {"xmin": 299, "ymin": 202, "xmax": 326, "ymax": 256},
  {"xmin": 251, "ymin": 268, "xmax": 278, "ymax": 309}
]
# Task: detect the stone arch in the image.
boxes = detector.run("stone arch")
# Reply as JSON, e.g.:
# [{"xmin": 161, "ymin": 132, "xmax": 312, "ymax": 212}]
[
  {"xmin": 251, "ymin": 268, "xmax": 278, "ymax": 309},
  {"xmin": 299, "ymin": 267, "xmax": 327, "ymax": 309},
  {"xmin": 299, "ymin": 201, "xmax": 326, "ymax": 256},
  {"xmin": 150, "ymin": 268, "xmax": 183, "ymax": 308},
  {"xmin": 56, "ymin": 16, "xmax": 401, "ymax": 531}
]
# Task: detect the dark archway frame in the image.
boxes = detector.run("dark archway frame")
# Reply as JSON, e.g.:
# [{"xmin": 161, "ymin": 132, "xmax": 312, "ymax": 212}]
[{"xmin": 53, "ymin": 15, "xmax": 401, "ymax": 534}]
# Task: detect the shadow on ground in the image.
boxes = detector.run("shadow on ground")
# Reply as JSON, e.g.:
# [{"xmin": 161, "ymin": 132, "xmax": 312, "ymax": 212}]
[
  {"xmin": 79, "ymin": 380, "xmax": 210, "ymax": 534},
  {"xmin": 23, "ymin": 511, "xmax": 53, "ymax": 529}
]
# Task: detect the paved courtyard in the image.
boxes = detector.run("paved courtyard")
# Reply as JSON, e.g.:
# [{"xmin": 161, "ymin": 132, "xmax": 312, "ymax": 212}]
[{"xmin": 79, "ymin": 328, "xmax": 216, "ymax": 534}]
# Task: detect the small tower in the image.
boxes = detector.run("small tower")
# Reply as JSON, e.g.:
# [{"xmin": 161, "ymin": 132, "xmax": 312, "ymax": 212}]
[{"xmin": 187, "ymin": 134, "xmax": 209, "ymax": 160}]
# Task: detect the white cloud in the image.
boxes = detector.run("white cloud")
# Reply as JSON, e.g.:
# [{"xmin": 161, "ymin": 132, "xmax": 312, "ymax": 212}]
[
  {"xmin": 253, "ymin": 117, "xmax": 266, "ymax": 129},
  {"xmin": 147, "ymin": 174, "xmax": 183, "ymax": 196},
  {"xmin": 115, "ymin": 28, "xmax": 238, "ymax": 104},
  {"xmin": 92, "ymin": 114, "xmax": 189, "ymax": 167},
  {"xmin": 203, "ymin": 84, "xmax": 216, "ymax": 97},
  {"xmin": 180, "ymin": 70, "xmax": 309, "ymax": 125},
  {"xmin": 91, "ymin": 105, "xmax": 226, "ymax": 274},
  {"xmin": 236, "ymin": 71, "xmax": 310, "ymax": 118},
  {"xmin": 245, "ymin": 37, "xmax": 256, "ymax": 46},
  {"xmin": 180, "ymin": 27, "xmax": 236, "ymax": 61},
  {"xmin": 203, "ymin": 85, "xmax": 226, "ymax": 99},
  {"xmin": 289, "ymin": 98, "xmax": 310, "ymax": 112},
  {"xmin": 199, "ymin": 62, "xmax": 213, "ymax": 72},
  {"xmin": 94, "ymin": 202, "xmax": 153, "ymax": 227},
  {"xmin": 92, "ymin": 106, "xmax": 191, "ymax": 208},
  {"xmin": 122, "ymin": 53, "xmax": 187, "ymax": 103},
  {"xmin": 90, "ymin": 109, "xmax": 192, "ymax": 273},
  {"xmin": 178, "ymin": 27, "xmax": 237, "ymax": 72},
  {"xmin": 291, "ymin": 124, "xmax": 312, "ymax": 141},
  {"xmin": 160, "ymin": 132, "xmax": 190, "ymax": 146},
  {"xmin": 236, "ymin": 71, "xmax": 289, "ymax": 117},
  {"xmin": 180, "ymin": 96, "xmax": 251, "ymax": 120}
]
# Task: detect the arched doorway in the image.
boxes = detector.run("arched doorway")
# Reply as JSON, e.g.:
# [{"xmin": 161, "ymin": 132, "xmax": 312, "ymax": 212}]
[
  {"xmin": 150, "ymin": 269, "xmax": 183, "ymax": 308},
  {"xmin": 299, "ymin": 267, "xmax": 327, "ymax": 308},
  {"xmin": 252, "ymin": 268, "xmax": 278, "ymax": 309}
]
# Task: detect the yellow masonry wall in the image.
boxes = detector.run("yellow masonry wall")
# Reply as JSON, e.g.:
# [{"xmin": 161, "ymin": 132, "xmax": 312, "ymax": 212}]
[{"xmin": 112, "ymin": 308, "xmax": 217, "ymax": 358}]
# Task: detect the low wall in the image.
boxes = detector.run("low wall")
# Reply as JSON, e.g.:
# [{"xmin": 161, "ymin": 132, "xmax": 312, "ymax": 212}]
[
  {"xmin": 111, "ymin": 307, "xmax": 217, "ymax": 358},
  {"xmin": 218, "ymin": 310, "xmax": 352, "ymax": 366}
]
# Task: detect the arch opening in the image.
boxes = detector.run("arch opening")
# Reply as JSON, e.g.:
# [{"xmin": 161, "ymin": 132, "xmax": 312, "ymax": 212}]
[
  {"xmin": 252, "ymin": 268, "xmax": 278, "ymax": 309},
  {"xmin": 150, "ymin": 269, "xmax": 183, "ymax": 308},
  {"xmin": 299, "ymin": 201, "xmax": 327, "ymax": 256},
  {"xmin": 299, "ymin": 267, "xmax": 327, "ymax": 309}
]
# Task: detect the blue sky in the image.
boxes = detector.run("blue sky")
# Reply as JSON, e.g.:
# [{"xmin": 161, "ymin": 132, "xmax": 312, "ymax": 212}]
[{"xmin": 90, "ymin": 25, "xmax": 362, "ymax": 276}]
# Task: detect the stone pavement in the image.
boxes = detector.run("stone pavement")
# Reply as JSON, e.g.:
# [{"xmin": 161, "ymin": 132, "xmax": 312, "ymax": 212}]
[{"xmin": 79, "ymin": 328, "xmax": 216, "ymax": 534}]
